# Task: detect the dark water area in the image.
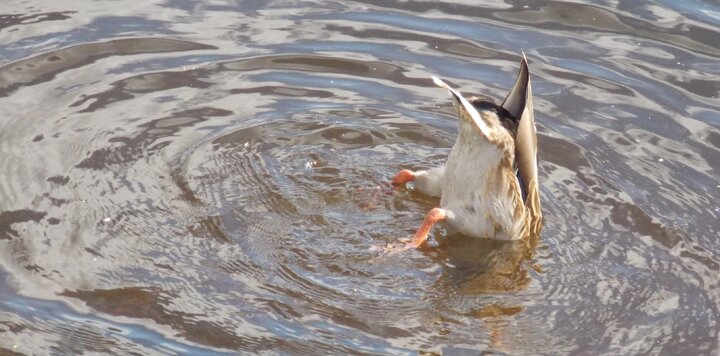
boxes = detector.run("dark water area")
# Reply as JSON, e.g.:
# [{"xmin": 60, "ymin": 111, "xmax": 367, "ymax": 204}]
[{"xmin": 1, "ymin": 0, "xmax": 719, "ymax": 354}]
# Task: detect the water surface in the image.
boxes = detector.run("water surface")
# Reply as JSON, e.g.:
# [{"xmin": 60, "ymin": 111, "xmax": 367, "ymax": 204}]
[{"xmin": 1, "ymin": 0, "xmax": 719, "ymax": 354}]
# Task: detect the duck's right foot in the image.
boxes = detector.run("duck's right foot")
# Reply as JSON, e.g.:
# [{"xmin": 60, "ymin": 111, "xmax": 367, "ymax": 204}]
[{"xmin": 392, "ymin": 169, "xmax": 416, "ymax": 186}]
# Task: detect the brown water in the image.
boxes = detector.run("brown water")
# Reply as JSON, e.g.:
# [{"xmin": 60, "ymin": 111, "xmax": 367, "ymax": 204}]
[{"xmin": 1, "ymin": 0, "xmax": 719, "ymax": 354}]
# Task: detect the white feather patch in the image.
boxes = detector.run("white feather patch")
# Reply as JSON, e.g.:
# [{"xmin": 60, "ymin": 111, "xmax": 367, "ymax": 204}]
[{"xmin": 432, "ymin": 76, "xmax": 492, "ymax": 139}]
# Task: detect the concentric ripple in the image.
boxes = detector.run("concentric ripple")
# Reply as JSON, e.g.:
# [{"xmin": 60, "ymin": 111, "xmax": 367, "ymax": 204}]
[
  {"xmin": 168, "ymin": 103, "xmax": 546, "ymax": 351},
  {"xmin": 180, "ymin": 110, "xmax": 445, "ymax": 297}
]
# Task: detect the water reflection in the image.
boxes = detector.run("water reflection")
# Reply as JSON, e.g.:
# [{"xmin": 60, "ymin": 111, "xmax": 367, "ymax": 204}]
[{"xmin": 433, "ymin": 236, "xmax": 538, "ymax": 295}]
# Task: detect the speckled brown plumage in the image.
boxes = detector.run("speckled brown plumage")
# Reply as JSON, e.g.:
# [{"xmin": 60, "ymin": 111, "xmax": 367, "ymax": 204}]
[{"xmin": 390, "ymin": 54, "xmax": 542, "ymax": 249}]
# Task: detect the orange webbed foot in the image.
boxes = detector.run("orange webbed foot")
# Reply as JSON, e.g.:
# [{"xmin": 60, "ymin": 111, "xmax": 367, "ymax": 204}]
[
  {"xmin": 410, "ymin": 207, "xmax": 447, "ymax": 247},
  {"xmin": 392, "ymin": 169, "xmax": 416, "ymax": 186},
  {"xmin": 375, "ymin": 207, "xmax": 448, "ymax": 258}
]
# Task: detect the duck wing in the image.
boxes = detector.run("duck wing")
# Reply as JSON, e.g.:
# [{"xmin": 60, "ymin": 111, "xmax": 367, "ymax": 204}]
[{"xmin": 501, "ymin": 54, "xmax": 541, "ymax": 221}]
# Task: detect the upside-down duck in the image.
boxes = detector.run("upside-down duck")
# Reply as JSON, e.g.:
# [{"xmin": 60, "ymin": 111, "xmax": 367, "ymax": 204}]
[{"xmin": 391, "ymin": 54, "xmax": 542, "ymax": 249}]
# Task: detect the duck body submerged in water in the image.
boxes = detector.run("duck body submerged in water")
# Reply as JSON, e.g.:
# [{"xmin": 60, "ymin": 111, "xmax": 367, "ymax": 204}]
[{"xmin": 392, "ymin": 54, "xmax": 542, "ymax": 248}]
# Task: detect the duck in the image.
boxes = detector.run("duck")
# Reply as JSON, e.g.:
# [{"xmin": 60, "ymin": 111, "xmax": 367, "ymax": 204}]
[{"xmin": 390, "ymin": 54, "xmax": 542, "ymax": 249}]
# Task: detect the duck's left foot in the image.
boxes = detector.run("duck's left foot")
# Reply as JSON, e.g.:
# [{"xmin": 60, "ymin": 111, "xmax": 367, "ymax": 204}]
[
  {"xmin": 375, "ymin": 207, "xmax": 447, "ymax": 257},
  {"xmin": 412, "ymin": 207, "xmax": 446, "ymax": 244}
]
